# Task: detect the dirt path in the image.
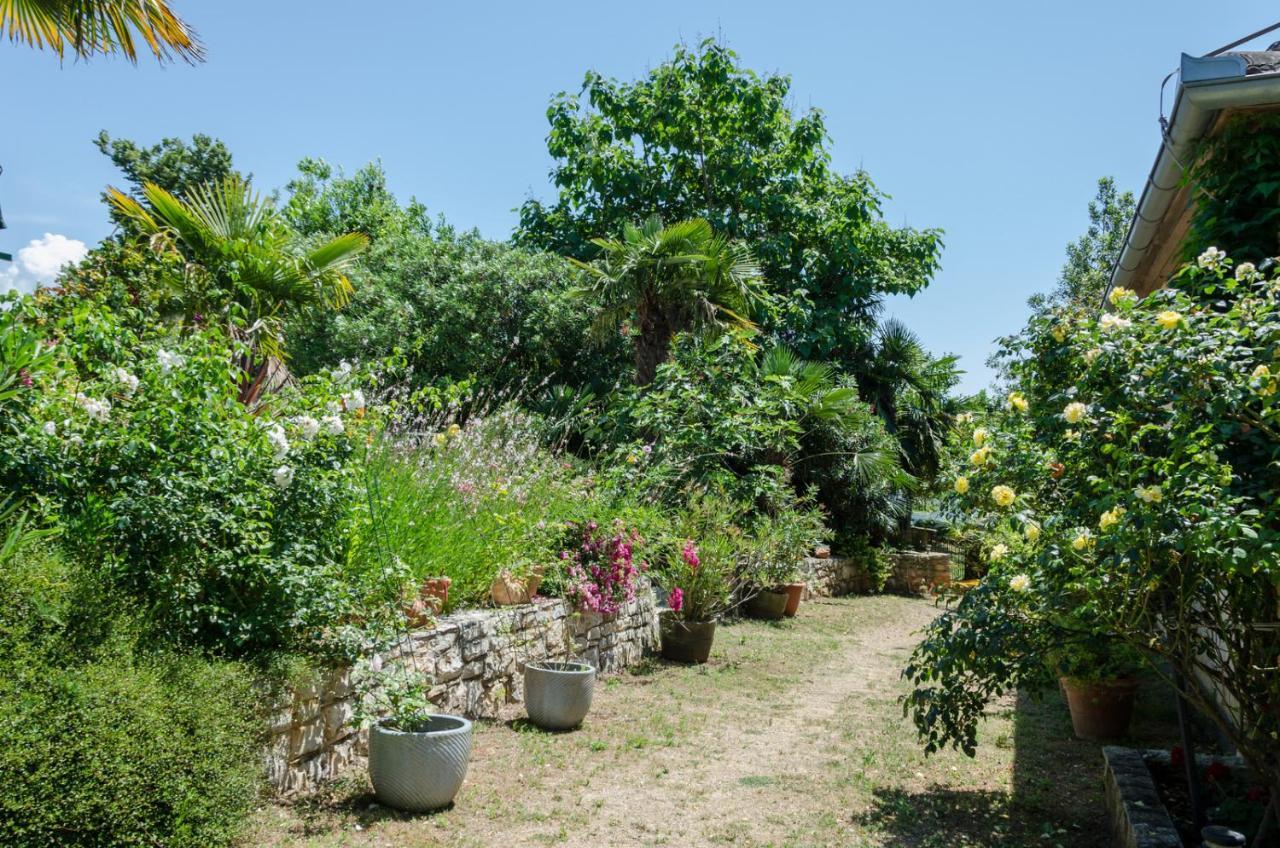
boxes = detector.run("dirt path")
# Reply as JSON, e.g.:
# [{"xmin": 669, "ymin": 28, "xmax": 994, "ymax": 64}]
[{"xmin": 255, "ymin": 595, "xmax": 1140, "ymax": 848}]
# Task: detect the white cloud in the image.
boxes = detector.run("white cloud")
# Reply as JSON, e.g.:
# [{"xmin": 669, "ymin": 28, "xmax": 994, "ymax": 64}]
[{"xmin": 2, "ymin": 233, "xmax": 88, "ymax": 296}]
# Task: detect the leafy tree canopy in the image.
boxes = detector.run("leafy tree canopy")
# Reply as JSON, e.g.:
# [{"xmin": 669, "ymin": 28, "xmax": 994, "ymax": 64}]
[
  {"xmin": 515, "ymin": 38, "xmax": 943, "ymax": 364},
  {"xmin": 96, "ymin": 130, "xmax": 239, "ymax": 199},
  {"xmin": 283, "ymin": 158, "xmax": 431, "ymax": 242},
  {"xmin": 1026, "ymin": 177, "xmax": 1134, "ymax": 316}
]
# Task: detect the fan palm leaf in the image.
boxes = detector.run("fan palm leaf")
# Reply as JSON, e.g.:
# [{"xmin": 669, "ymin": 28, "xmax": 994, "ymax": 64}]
[{"xmin": 0, "ymin": 0, "xmax": 201, "ymax": 63}]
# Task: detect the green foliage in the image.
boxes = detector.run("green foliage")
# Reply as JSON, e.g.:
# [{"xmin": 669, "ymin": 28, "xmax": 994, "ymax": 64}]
[
  {"xmin": 1185, "ymin": 112, "xmax": 1280, "ymax": 265},
  {"xmin": 517, "ymin": 38, "xmax": 943, "ymax": 364},
  {"xmin": 907, "ymin": 250, "xmax": 1280, "ymax": 788},
  {"xmin": 0, "ymin": 302, "xmax": 367, "ymax": 659},
  {"xmin": 96, "ymin": 130, "xmax": 239, "ymax": 201},
  {"xmin": 283, "ymin": 158, "xmax": 431, "ymax": 242},
  {"xmin": 1025, "ymin": 177, "xmax": 1135, "ymax": 317},
  {"xmin": 107, "ymin": 175, "xmax": 369, "ymax": 368},
  {"xmin": 570, "ymin": 215, "xmax": 766, "ymax": 384},
  {"xmin": 0, "ymin": 528, "xmax": 258, "ymax": 848}
]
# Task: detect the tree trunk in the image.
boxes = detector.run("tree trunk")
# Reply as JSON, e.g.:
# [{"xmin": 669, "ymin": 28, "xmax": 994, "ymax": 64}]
[{"xmin": 634, "ymin": 299, "xmax": 674, "ymax": 386}]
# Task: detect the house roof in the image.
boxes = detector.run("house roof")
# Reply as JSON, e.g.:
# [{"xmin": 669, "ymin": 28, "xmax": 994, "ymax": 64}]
[{"xmin": 1106, "ymin": 43, "xmax": 1280, "ymax": 300}]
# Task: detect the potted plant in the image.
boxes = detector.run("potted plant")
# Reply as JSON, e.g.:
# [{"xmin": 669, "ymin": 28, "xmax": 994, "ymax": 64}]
[
  {"xmin": 740, "ymin": 506, "xmax": 826, "ymax": 620},
  {"xmin": 558, "ymin": 520, "xmax": 645, "ymax": 616},
  {"xmin": 354, "ymin": 657, "xmax": 472, "ymax": 813},
  {"xmin": 781, "ymin": 580, "xmax": 806, "ymax": 617},
  {"xmin": 1052, "ymin": 636, "xmax": 1141, "ymax": 741},
  {"xmin": 489, "ymin": 563, "xmax": 544, "ymax": 606},
  {"xmin": 658, "ymin": 539, "xmax": 733, "ymax": 663},
  {"xmin": 522, "ymin": 659, "xmax": 595, "ymax": 731},
  {"xmin": 419, "ymin": 575, "xmax": 451, "ymax": 613}
]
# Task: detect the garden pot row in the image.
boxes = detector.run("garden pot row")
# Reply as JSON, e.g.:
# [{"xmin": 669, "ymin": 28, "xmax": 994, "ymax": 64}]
[{"xmin": 369, "ymin": 657, "xmax": 597, "ymax": 812}]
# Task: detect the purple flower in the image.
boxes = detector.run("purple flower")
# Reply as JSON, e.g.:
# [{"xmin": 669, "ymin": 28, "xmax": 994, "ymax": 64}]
[{"xmin": 669, "ymin": 587, "xmax": 684, "ymax": 612}]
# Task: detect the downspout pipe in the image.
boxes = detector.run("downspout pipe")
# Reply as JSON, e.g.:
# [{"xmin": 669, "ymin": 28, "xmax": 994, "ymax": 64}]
[{"xmin": 1105, "ymin": 55, "xmax": 1280, "ymax": 304}]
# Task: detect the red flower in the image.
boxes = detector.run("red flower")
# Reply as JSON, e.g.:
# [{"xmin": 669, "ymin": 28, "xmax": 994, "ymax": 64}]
[{"xmin": 1205, "ymin": 761, "xmax": 1230, "ymax": 784}]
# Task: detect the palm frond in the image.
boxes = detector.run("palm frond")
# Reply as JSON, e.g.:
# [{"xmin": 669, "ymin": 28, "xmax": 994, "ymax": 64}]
[{"xmin": 0, "ymin": 0, "xmax": 202, "ymax": 63}]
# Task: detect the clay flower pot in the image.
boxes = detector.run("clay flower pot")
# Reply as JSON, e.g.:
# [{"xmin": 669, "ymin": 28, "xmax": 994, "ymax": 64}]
[
  {"xmin": 368, "ymin": 715, "xmax": 472, "ymax": 812},
  {"xmin": 781, "ymin": 582, "xmax": 805, "ymax": 617},
  {"xmin": 660, "ymin": 616, "xmax": 717, "ymax": 664},
  {"xmin": 813, "ymin": 545, "xmax": 832, "ymax": 559},
  {"xmin": 523, "ymin": 661, "xmax": 595, "ymax": 730},
  {"xmin": 743, "ymin": 588, "xmax": 788, "ymax": 620},
  {"xmin": 489, "ymin": 566, "xmax": 544, "ymax": 606},
  {"xmin": 419, "ymin": 576, "xmax": 451, "ymax": 613},
  {"xmin": 1060, "ymin": 676, "xmax": 1138, "ymax": 740}
]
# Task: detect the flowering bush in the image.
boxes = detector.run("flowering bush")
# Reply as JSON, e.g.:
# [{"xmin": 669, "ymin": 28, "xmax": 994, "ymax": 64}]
[
  {"xmin": 653, "ymin": 493, "xmax": 744, "ymax": 622},
  {"xmin": 0, "ymin": 299, "xmax": 367, "ymax": 658},
  {"xmin": 905, "ymin": 249, "xmax": 1280, "ymax": 790},
  {"xmin": 559, "ymin": 520, "xmax": 645, "ymax": 615}
]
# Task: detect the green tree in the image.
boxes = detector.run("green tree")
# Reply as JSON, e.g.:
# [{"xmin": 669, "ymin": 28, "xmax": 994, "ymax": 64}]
[
  {"xmin": 571, "ymin": 216, "xmax": 764, "ymax": 385},
  {"xmin": 0, "ymin": 0, "xmax": 200, "ymax": 62},
  {"xmin": 516, "ymin": 38, "xmax": 943, "ymax": 364},
  {"xmin": 107, "ymin": 176, "xmax": 369, "ymax": 402},
  {"xmin": 96, "ymin": 131, "xmax": 238, "ymax": 200},
  {"xmin": 1027, "ymin": 177, "xmax": 1134, "ymax": 315},
  {"xmin": 283, "ymin": 158, "xmax": 430, "ymax": 242}
]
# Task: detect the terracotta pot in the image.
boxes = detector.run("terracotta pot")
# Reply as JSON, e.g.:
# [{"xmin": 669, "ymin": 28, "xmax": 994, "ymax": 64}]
[
  {"xmin": 813, "ymin": 545, "xmax": 832, "ymax": 559},
  {"xmin": 660, "ymin": 617, "xmax": 716, "ymax": 664},
  {"xmin": 420, "ymin": 576, "xmax": 451, "ymax": 613},
  {"xmin": 781, "ymin": 582, "xmax": 805, "ymax": 617},
  {"xmin": 743, "ymin": 588, "xmax": 788, "ymax": 620},
  {"xmin": 490, "ymin": 566, "xmax": 544, "ymax": 606},
  {"xmin": 1061, "ymin": 676, "xmax": 1138, "ymax": 740}
]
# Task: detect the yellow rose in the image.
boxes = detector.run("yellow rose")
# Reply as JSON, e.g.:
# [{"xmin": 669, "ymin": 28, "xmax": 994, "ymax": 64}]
[
  {"xmin": 1252, "ymin": 365, "xmax": 1277, "ymax": 396},
  {"xmin": 988, "ymin": 543, "xmax": 1009, "ymax": 562},
  {"xmin": 1009, "ymin": 573, "xmax": 1031, "ymax": 593},
  {"xmin": 1108, "ymin": 286, "xmax": 1135, "ymax": 307},
  {"xmin": 954, "ymin": 476, "xmax": 970, "ymax": 495},
  {"xmin": 1155, "ymin": 311, "xmax": 1182, "ymax": 330},
  {"xmin": 973, "ymin": 427, "xmax": 989, "ymax": 448},
  {"xmin": 991, "ymin": 485, "xmax": 1016, "ymax": 508},
  {"xmin": 1007, "ymin": 392, "xmax": 1029, "ymax": 413},
  {"xmin": 1063, "ymin": 402, "xmax": 1087, "ymax": 424},
  {"xmin": 1024, "ymin": 522, "xmax": 1041, "ymax": 543},
  {"xmin": 970, "ymin": 446, "xmax": 992, "ymax": 467},
  {"xmin": 1098, "ymin": 506, "xmax": 1125, "ymax": 532},
  {"xmin": 1135, "ymin": 485, "xmax": 1163, "ymax": 504},
  {"xmin": 1071, "ymin": 530, "xmax": 1092, "ymax": 551}
]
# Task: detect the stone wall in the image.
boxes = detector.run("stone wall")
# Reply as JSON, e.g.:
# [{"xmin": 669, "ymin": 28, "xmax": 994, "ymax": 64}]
[
  {"xmin": 800, "ymin": 555, "xmax": 871, "ymax": 597},
  {"xmin": 884, "ymin": 550, "xmax": 954, "ymax": 594},
  {"xmin": 264, "ymin": 585, "xmax": 659, "ymax": 795}
]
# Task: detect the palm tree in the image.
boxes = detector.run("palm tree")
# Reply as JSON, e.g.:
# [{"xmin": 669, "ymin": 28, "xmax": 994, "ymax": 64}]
[
  {"xmin": 108, "ymin": 176, "xmax": 369, "ymax": 403},
  {"xmin": 1, "ymin": 0, "xmax": 201, "ymax": 63},
  {"xmin": 571, "ymin": 216, "xmax": 764, "ymax": 385}
]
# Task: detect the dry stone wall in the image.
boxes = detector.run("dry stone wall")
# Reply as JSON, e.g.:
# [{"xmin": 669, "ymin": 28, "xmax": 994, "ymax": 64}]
[
  {"xmin": 884, "ymin": 551, "xmax": 954, "ymax": 594},
  {"xmin": 800, "ymin": 555, "xmax": 871, "ymax": 597},
  {"xmin": 264, "ymin": 585, "xmax": 659, "ymax": 795}
]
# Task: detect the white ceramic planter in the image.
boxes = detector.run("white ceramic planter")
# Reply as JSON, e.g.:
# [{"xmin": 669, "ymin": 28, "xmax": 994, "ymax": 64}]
[
  {"xmin": 523, "ymin": 661, "xmax": 595, "ymax": 730},
  {"xmin": 368, "ymin": 715, "xmax": 472, "ymax": 812}
]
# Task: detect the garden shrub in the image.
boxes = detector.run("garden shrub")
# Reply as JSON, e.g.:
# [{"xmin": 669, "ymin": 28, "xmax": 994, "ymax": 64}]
[
  {"xmin": 0, "ymin": 517, "xmax": 260, "ymax": 848},
  {"xmin": 0, "ymin": 299, "xmax": 367, "ymax": 659},
  {"xmin": 0, "ymin": 645, "xmax": 259, "ymax": 848},
  {"xmin": 905, "ymin": 249, "xmax": 1280, "ymax": 789}
]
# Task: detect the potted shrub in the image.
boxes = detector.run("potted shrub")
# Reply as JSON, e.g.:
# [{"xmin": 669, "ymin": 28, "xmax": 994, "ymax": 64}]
[
  {"xmin": 419, "ymin": 575, "xmax": 451, "ymax": 613},
  {"xmin": 1053, "ymin": 637, "xmax": 1141, "ymax": 741},
  {"xmin": 558, "ymin": 520, "xmax": 645, "ymax": 616},
  {"xmin": 658, "ymin": 538, "xmax": 733, "ymax": 664},
  {"xmin": 355, "ymin": 657, "xmax": 472, "ymax": 813},
  {"xmin": 740, "ymin": 505, "xmax": 826, "ymax": 620},
  {"xmin": 522, "ymin": 659, "xmax": 595, "ymax": 731},
  {"xmin": 781, "ymin": 580, "xmax": 806, "ymax": 617}
]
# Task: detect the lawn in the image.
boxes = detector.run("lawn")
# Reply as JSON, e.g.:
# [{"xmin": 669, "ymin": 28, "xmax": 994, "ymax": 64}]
[{"xmin": 253, "ymin": 594, "xmax": 1180, "ymax": 847}]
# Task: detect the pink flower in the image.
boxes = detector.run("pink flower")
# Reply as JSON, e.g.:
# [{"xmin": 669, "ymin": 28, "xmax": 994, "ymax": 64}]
[
  {"xmin": 682, "ymin": 541, "xmax": 700, "ymax": 569},
  {"xmin": 668, "ymin": 587, "xmax": 684, "ymax": 612}
]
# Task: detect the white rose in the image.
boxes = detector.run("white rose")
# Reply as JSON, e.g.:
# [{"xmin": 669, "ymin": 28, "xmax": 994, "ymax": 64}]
[
  {"xmin": 272, "ymin": 465, "xmax": 295, "ymax": 489},
  {"xmin": 293, "ymin": 415, "xmax": 320, "ymax": 441}
]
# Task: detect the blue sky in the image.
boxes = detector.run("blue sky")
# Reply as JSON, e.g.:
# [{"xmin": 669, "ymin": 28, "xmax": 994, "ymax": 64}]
[{"xmin": 0, "ymin": 1, "xmax": 1275, "ymax": 392}]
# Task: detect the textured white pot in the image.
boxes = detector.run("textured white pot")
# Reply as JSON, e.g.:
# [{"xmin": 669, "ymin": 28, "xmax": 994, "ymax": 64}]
[
  {"xmin": 368, "ymin": 715, "xmax": 472, "ymax": 812},
  {"xmin": 523, "ymin": 661, "xmax": 595, "ymax": 731}
]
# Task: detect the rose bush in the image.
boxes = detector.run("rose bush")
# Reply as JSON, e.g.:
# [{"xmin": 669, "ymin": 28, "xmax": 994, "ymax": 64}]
[{"xmin": 905, "ymin": 249, "xmax": 1280, "ymax": 791}]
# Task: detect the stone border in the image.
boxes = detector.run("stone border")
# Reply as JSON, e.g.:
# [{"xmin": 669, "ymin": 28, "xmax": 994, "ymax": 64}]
[
  {"xmin": 799, "ymin": 555, "xmax": 870, "ymax": 597},
  {"xmin": 264, "ymin": 585, "xmax": 659, "ymax": 795},
  {"xmin": 1102, "ymin": 746, "xmax": 1250, "ymax": 848}
]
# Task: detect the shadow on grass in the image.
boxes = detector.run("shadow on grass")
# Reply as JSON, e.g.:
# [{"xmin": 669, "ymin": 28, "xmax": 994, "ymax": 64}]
[{"xmin": 860, "ymin": 674, "xmax": 1185, "ymax": 848}]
